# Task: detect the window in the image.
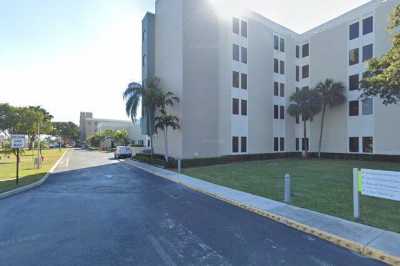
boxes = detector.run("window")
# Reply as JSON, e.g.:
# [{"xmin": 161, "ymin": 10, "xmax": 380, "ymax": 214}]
[
  {"xmin": 274, "ymin": 137, "xmax": 279, "ymax": 152},
  {"xmin": 363, "ymin": 137, "xmax": 373, "ymax": 153},
  {"xmin": 296, "ymin": 138, "xmax": 300, "ymax": 151},
  {"xmin": 302, "ymin": 43, "xmax": 309, "ymax": 57},
  {"xmin": 363, "ymin": 44, "xmax": 373, "ymax": 62},
  {"xmin": 274, "ymin": 35, "xmax": 279, "ymax": 50},
  {"xmin": 280, "ymin": 106, "xmax": 285, "ymax": 119},
  {"xmin": 280, "ymin": 138, "xmax": 285, "ymax": 151},
  {"xmin": 349, "ymin": 48, "xmax": 359, "ymax": 65},
  {"xmin": 233, "ymin": 44, "xmax": 240, "ymax": 61},
  {"xmin": 241, "ymin": 100, "xmax": 247, "ymax": 116},
  {"xmin": 274, "ymin": 82, "xmax": 279, "ymax": 96},
  {"xmin": 280, "ymin": 83, "xmax": 285, "ymax": 97},
  {"xmin": 349, "ymin": 74, "xmax": 359, "ymax": 91},
  {"xmin": 241, "ymin": 73, "xmax": 247, "ymax": 90},
  {"xmin": 296, "ymin": 66, "xmax": 300, "ymax": 81},
  {"xmin": 349, "ymin": 22, "xmax": 359, "ymax": 40},
  {"xmin": 280, "ymin": 38, "xmax": 285, "ymax": 52},
  {"xmin": 274, "ymin": 59, "xmax": 279, "ymax": 73},
  {"xmin": 296, "ymin": 45, "xmax": 300, "ymax": 58},
  {"xmin": 241, "ymin": 47, "xmax": 247, "ymax": 64},
  {"xmin": 302, "ymin": 138, "xmax": 309, "ymax": 151},
  {"xmin": 232, "ymin": 71, "xmax": 239, "ymax": 88},
  {"xmin": 232, "ymin": 98, "xmax": 239, "ymax": 115},
  {"xmin": 232, "ymin": 137, "xmax": 239, "ymax": 153},
  {"xmin": 363, "ymin": 16, "xmax": 373, "ymax": 35},
  {"xmin": 280, "ymin": 61, "xmax": 285, "ymax": 74},
  {"xmin": 362, "ymin": 98, "xmax": 373, "ymax": 115},
  {"xmin": 302, "ymin": 65, "xmax": 309, "ymax": 79},
  {"xmin": 349, "ymin": 137, "xmax": 359, "ymax": 153},
  {"xmin": 233, "ymin": 18, "xmax": 240, "ymax": 34},
  {"xmin": 241, "ymin": 137, "xmax": 247, "ymax": 153},
  {"xmin": 274, "ymin": 105, "xmax": 279, "ymax": 119},
  {"xmin": 296, "ymin": 114, "xmax": 300, "ymax": 124},
  {"xmin": 349, "ymin": 101, "xmax": 359, "ymax": 116},
  {"xmin": 241, "ymin": 20, "xmax": 247, "ymax": 38}
]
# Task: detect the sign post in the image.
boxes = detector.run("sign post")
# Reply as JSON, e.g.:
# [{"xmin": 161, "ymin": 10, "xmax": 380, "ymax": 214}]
[
  {"xmin": 353, "ymin": 168, "xmax": 360, "ymax": 220},
  {"xmin": 11, "ymin": 135, "xmax": 25, "ymax": 185}
]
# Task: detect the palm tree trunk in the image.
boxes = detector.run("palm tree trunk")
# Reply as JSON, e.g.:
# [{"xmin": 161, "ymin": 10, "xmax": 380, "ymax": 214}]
[
  {"xmin": 164, "ymin": 128, "xmax": 169, "ymax": 162},
  {"xmin": 303, "ymin": 120, "xmax": 308, "ymax": 158},
  {"xmin": 318, "ymin": 104, "xmax": 327, "ymax": 159}
]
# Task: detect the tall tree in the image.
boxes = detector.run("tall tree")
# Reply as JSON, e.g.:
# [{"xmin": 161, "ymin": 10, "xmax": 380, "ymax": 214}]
[
  {"xmin": 361, "ymin": 4, "xmax": 400, "ymax": 105},
  {"xmin": 154, "ymin": 110, "xmax": 180, "ymax": 162},
  {"xmin": 52, "ymin": 122, "xmax": 79, "ymax": 144},
  {"xmin": 0, "ymin": 103, "xmax": 17, "ymax": 134},
  {"xmin": 113, "ymin": 129, "xmax": 129, "ymax": 146},
  {"xmin": 288, "ymin": 87, "xmax": 322, "ymax": 157},
  {"xmin": 315, "ymin": 79, "xmax": 346, "ymax": 158}
]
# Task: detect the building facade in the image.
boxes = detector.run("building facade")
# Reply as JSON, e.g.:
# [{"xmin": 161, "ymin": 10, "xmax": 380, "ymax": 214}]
[{"xmin": 142, "ymin": 0, "xmax": 400, "ymax": 159}]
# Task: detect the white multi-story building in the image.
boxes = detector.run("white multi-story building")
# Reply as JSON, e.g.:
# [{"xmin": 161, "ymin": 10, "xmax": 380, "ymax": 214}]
[{"xmin": 142, "ymin": 0, "xmax": 400, "ymax": 160}]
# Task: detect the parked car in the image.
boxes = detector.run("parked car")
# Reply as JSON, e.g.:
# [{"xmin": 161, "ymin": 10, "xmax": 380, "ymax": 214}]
[{"xmin": 114, "ymin": 146, "xmax": 132, "ymax": 159}]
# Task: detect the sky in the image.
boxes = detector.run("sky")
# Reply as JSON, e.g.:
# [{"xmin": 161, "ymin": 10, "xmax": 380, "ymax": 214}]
[{"xmin": 0, "ymin": 0, "xmax": 370, "ymax": 124}]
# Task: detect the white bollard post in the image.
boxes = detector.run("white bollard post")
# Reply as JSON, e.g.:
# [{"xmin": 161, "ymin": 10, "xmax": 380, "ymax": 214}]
[
  {"xmin": 353, "ymin": 168, "xmax": 360, "ymax": 220},
  {"xmin": 284, "ymin": 174, "xmax": 291, "ymax": 203}
]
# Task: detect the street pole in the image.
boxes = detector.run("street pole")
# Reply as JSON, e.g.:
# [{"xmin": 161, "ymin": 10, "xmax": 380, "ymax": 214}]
[
  {"xmin": 36, "ymin": 121, "xmax": 41, "ymax": 169},
  {"xmin": 353, "ymin": 168, "xmax": 360, "ymax": 220},
  {"xmin": 16, "ymin": 149, "xmax": 20, "ymax": 185}
]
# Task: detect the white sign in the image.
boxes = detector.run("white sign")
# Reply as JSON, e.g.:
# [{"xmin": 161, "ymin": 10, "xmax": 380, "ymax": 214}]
[
  {"xmin": 361, "ymin": 169, "xmax": 400, "ymax": 202},
  {"xmin": 11, "ymin": 135, "xmax": 25, "ymax": 149}
]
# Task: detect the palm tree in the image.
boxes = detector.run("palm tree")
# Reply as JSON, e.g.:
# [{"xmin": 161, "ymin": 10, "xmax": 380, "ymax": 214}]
[
  {"xmin": 123, "ymin": 78, "xmax": 161, "ymax": 155},
  {"xmin": 288, "ymin": 87, "xmax": 322, "ymax": 158},
  {"xmin": 315, "ymin": 79, "xmax": 346, "ymax": 158},
  {"xmin": 154, "ymin": 110, "xmax": 180, "ymax": 162}
]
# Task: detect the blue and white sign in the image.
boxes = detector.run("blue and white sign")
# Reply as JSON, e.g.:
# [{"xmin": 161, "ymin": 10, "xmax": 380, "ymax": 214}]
[
  {"xmin": 11, "ymin": 135, "xmax": 25, "ymax": 149},
  {"xmin": 361, "ymin": 169, "xmax": 400, "ymax": 202}
]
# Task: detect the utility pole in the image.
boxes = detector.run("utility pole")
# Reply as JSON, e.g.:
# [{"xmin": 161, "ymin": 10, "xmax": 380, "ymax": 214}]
[{"xmin": 36, "ymin": 120, "xmax": 41, "ymax": 169}]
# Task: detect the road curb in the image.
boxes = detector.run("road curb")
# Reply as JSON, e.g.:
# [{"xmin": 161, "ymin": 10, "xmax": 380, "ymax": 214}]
[
  {"xmin": 124, "ymin": 160, "xmax": 400, "ymax": 266},
  {"xmin": 0, "ymin": 150, "xmax": 69, "ymax": 200}
]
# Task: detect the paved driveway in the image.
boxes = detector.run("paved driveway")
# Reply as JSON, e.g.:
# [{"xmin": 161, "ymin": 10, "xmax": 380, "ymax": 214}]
[{"xmin": 0, "ymin": 149, "xmax": 383, "ymax": 266}]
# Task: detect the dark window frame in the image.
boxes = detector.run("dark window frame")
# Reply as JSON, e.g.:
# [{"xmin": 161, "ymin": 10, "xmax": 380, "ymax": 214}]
[
  {"xmin": 233, "ymin": 18, "xmax": 240, "ymax": 34},
  {"xmin": 362, "ymin": 137, "xmax": 373, "ymax": 153},
  {"xmin": 274, "ymin": 105, "xmax": 279, "ymax": 119},
  {"xmin": 274, "ymin": 82, "xmax": 279, "ymax": 96},
  {"xmin": 349, "ymin": 137, "xmax": 359, "ymax": 153},
  {"xmin": 241, "ymin": 137, "xmax": 247, "ymax": 153},
  {"xmin": 349, "ymin": 101, "xmax": 359, "ymax": 116},
  {"xmin": 274, "ymin": 59, "xmax": 279, "ymax": 73},
  {"xmin": 241, "ymin": 20, "xmax": 248, "ymax": 38},
  {"xmin": 280, "ymin": 60, "xmax": 285, "ymax": 75},
  {"xmin": 349, "ymin": 48, "xmax": 359, "ymax": 66},
  {"xmin": 233, "ymin": 44, "xmax": 240, "ymax": 61},
  {"xmin": 232, "ymin": 136, "xmax": 239, "ymax": 153},
  {"xmin": 232, "ymin": 98, "xmax": 240, "ymax": 115},
  {"xmin": 232, "ymin": 71, "xmax": 240, "ymax": 88},
  {"xmin": 280, "ymin": 83, "xmax": 285, "ymax": 97},
  {"xmin": 274, "ymin": 137, "xmax": 279, "ymax": 152},
  {"xmin": 280, "ymin": 106, "xmax": 285, "ymax": 120},
  {"xmin": 302, "ymin": 43, "xmax": 309, "ymax": 57},
  {"xmin": 349, "ymin": 22, "xmax": 359, "ymax": 40},
  {"xmin": 241, "ymin": 47, "xmax": 247, "ymax": 64},
  {"xmin": 241, "ymin": 100, "xmax": 247, "ymax": 116},
  {"xmin": 349, "ymin": 74, "xmax": 359, "ymax": 91},
  {"xmin": 280, "ymin": 137, "xmax": 285, "ymax": 151},
  {"xmin": 362, "ymin": 44, "xmax": 373, "ymax": 62},
  {"xmin": 302, "ymin": 65, "xmax": 309, "ymax": 79},
  {"xmin": 241, "ymin": 73, "xmax": 247, "ymax": 90},
  {"xmin": 363, "ymin": 16, "xmax": 373, "ymax": 35}
]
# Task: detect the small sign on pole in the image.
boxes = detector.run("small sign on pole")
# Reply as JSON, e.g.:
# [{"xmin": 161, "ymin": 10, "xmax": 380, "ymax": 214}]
[{"xmin": 11, "ymin": 135, "xmax": 25, "ymax": 185}]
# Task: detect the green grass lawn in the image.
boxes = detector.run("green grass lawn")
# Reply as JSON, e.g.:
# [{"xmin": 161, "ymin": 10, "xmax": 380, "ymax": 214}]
[
  {"xmin": 0, "ymin": 149, "xmax": 67, "ymax": 193},
  {"xmin": 183, "ymin": 159, "xmax": 400, "ymax": 233}
]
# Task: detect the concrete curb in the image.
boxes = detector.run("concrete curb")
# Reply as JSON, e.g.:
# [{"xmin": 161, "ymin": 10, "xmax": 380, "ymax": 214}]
[
  {"xmin": 123, "ymin": 160, "xmax": 400, "ymax": 266},
  {"xmin": 0, "ymin": 150, "xmax": 69, "ymax": 200}
]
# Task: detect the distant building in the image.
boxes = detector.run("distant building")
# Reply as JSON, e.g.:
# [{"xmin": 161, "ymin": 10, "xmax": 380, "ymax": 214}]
[{"xmin": 79, "ymin": 112, "xmax": 148, "ymax": 146}]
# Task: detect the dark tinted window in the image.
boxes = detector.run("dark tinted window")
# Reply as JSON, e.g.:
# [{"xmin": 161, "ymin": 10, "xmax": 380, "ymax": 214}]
[
  {"xmin": 274, "ymin": 82, "xmax": 279, "ymax": 96},
  {"xmin": 296, "ymin": 66, "xmax": 300, "ymax": 81},
  {"xmin": 302, "ymin": 138, "xmax": 309, "ymax": 151},
  {"xmin": 280, "ymin": 138, "xmax": 285, "ymax": 151},
  {"xmin": 349, "ymin": 48, "xmax": 359, "ymax": 65},
  {"xmin": 274, "ymin": 59, "xmax": 279, "ymax": 73},
  {"xmin": 241, "ymin": 137, "xmax": 247, "ymax": 153},
  {"xmin": 233, "ymin": 44, "xmax": 240, "ymax": 61},
  {"xmin": 274, "ymin": 105, "xmax": 279, "ymax": 119},
  {"xmin": 296, "ymin": 138, "xmax": 300, "ymax": 151},
  {"xmin": 302, "ymin": 65, "xmax": 309, "ymax": 79},
  {"xmin": 302, "ymin": 43, "xmax": 309, "ymax": 57},
  {"xmin": 349, "ymin": 74, "xmax": 359, "ymax": 91},
  {"xmin": 233, "ymin": 18, "xmax": 240, "ymax": 34},
  {"xmin": 349, "ymin": 137, "xmax": 359, "ymax": 153},
  {"xmin": 280, "ymin": 83, "xmax": 285, "ymax": 97},
  {"xmin": 274, "ymin": 137, "xmax": 279, "ymax": 152},
  {"xmin": 241, "ymin": 20, "xmax": 247, "ymax": 38},
  {"xmin": 232, "ymin": 98, "xmax": 239, "ymax": 115},
  {"xmin": 280, "ymin": 38, "xmax": 285, "ymax": 52},
  {"xmin": 363, "ymin": 16, "xmax": 373, "ymax": 35},
  {"xmin": 241, "ymin": 73, "xmax": 247, "ymax": 90},
  {"xmin": 363, "ymin": 44, "xmax": 373, "ymax": 62},
  {"xmin": 362, "ymin": 98, "xmax": 373, "ymax": 115},
  {"xmin": 232, "ymin": 137, "xmax": 239, "ymax": 153},
  {"xmin": 241, "ymin": 47, "xmax": 247, "ymax": 64},
  {"xmin": 232, "ymin": 71, "xmax": 239, "ymax": 88},
  {"xmin": 296, "ymin": 45, "xmax": 300, "ymax": 58},
  {"xmin": 280, "ymin": 106, "xmax": 285, "ymax": 119},
  {"xmin": 280, "ymin": 61, "xmax": 285, "ymax": 74},
  {"xmin": 349, "ymin": 101, "xmax": 359, "ymax": 116},
  {"xmin": 349, "ymin": 22, "xmax": 359, "ymax": 40},
  {"xmin": 274, "ymin": 35, "xmax": 279, "ymax": 50},
  {"xmin": 241, "ymin": 100, "xmax": 247, "ymax": 116},
  {"xmin": 363, "ymin": 137, "xmax": 373, "ymax": 153}
]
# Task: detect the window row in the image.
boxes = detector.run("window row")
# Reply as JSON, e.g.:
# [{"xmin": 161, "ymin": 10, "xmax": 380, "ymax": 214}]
[
  {"xmin": 233, "ymin": 18, "xmax": 248, "ymax": 38},
  {"xmin": 233, "ymin": 44, "xmax": 247, "ymax": 64},
  {"xmin": 296, "ymin": 43, "xmax": 309, "ymax": 58},
  {"xmin": 349, "ymin": 99, "xmax": 373, "ymax": 116},
  {"xmin": 273, "ymin": 137, "xmax": 285, "ymax": 152},
  {"xmin": 232, "ymin": 136, "xmax": 247, "ymax": 153},
  {"xmin": 349, "ymin": 44, "xmax": 373, "ymax": 65},
  {"xmin": 349, "ymin": 16, "xmax": 373, "ymax": 40},
  {"xmin": 273, "ymin": 105, "xmax": 285, "ymax": 120},
  {"xmin": 232, "ymin": 71, "xmax": 247, "ymax": 90},
  {"xmin": 274, "ymin": 35, "xmax": 285, "ymax": 53},
  {"xmin": 232, "ymin": 98, "xmax": 248, "ymax": 116},
  {"xmin": 274, "ymin": 59, "xmax": 285, "ymax": 74},
  {"xmin": 349, "ymin": 137, "xmax": 373, "ymax": 153},
  {"xmin": 295, "ymin": 138, "xmax": 309, "ymax": 152},
  {"xmin": 296, "ymin": 65, "xmax": 310, "ymax": 81},
  {"xmin": 273, "ymin": 82, "xmax": 285, "ymax": 97},
  {"xmin": 349, "ymin": 72, "xmax": 370, "ymax": 91}
]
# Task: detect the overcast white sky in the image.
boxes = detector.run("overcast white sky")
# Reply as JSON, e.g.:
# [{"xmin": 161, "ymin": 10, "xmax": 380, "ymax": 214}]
[{"xmin": 0, "ymin": 0, "xmax": 370, "ymax": 124}]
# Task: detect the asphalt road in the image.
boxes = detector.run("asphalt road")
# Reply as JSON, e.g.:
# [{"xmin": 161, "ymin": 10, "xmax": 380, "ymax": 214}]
[{"xmin": 0, "ymin": 149, "xmax": 384, "ymax": 266}]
